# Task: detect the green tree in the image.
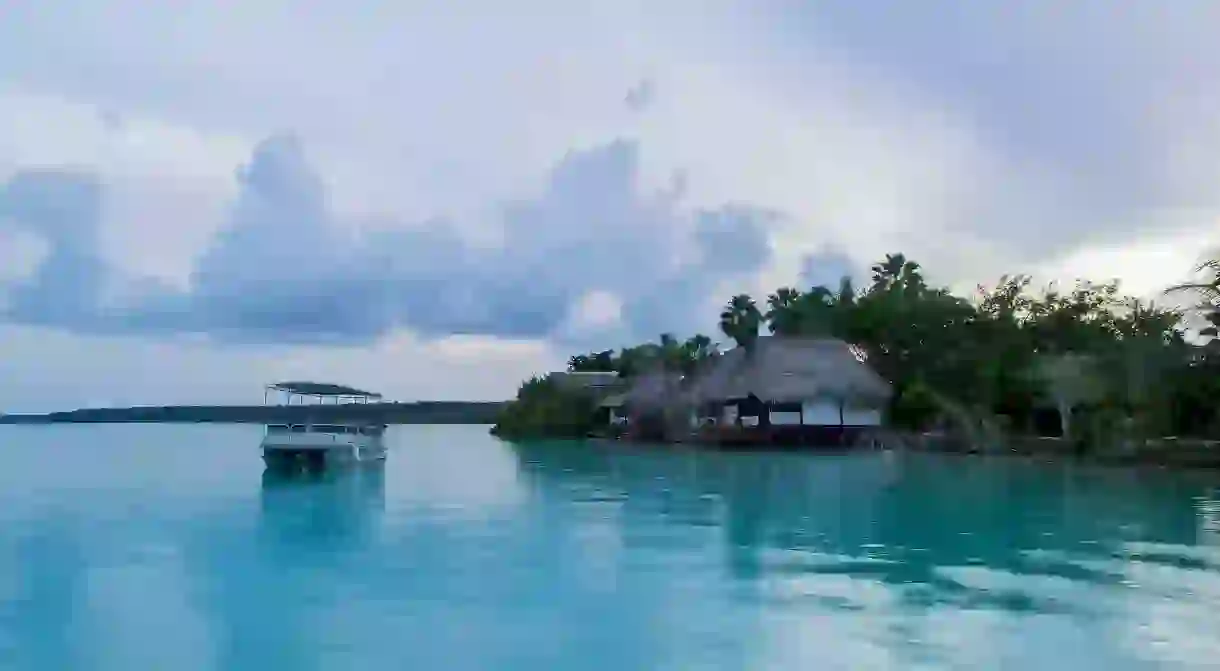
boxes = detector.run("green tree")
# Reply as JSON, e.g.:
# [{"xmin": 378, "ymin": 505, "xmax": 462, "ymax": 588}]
[
  {"xmin": 789, "ymin": 286, "xmax": 841, "ymax": 337},
  {"xmin": 870, "ymin": 253, "xmax": 925, "ymax": 294},
  {"xmin": 719, "ymin": 294, "xmax": 762, "ymax": 349},
  {"xmin": 501, "ymin": 250, "xmax": 1214, "ymax": 442},
  {"xmin": 491, "ymin": 375, "xmax": 601, "ymax": 439},
  {"xmin": 567, "ymin": 349, "xmax": 617, "ymax": 372},
  {"xmin": 1025, "ymin": 280, "xmax": 1122, "ymax": 353},
  {"xmin": 680, "ymin": 334, "xmax": 718, "ymax": 374},
  {"xmin": 765, "ymin": 287, "xmax": 803, "ymax": 335}
]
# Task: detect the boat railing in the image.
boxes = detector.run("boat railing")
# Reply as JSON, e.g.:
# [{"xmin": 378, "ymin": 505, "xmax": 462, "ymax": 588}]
[{"xmin": 265, "ymin": 423, "xmax": 384, "ymax": 436}]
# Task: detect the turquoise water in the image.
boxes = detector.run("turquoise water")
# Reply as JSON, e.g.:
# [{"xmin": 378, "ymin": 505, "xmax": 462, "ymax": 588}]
[{"xmin": 1, "ymin": 425, "xmax": 1219, "ymax": 669}]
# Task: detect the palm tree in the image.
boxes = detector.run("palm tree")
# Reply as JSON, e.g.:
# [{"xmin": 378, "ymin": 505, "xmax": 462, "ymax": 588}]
[
  {"xmin": 1165, "ymin": 258, "xmax": 1220, "ymax": 339},
  {"xmin": 656, "ymin": 333, "xmax": 689, "ymax": 371},
  {"xmin": 765, "ymin": 287, "xmax": 803, "ymax": 335},
  {"xmin": 568, "ymin": 350, "xmax": 616, "ymax": 372},
  {"xmin": 870, "ymin": 253, "xmax": 925, "ymax": 294},
  {"xmin": 719, "ymin": 294, "xmax": 762, "ymax": 349},
  {"xmin": 686, "ymin": 333, "xmax": 714, "ymax": 357},
  {"xmin": 1166, "ymin": 258, "xmax": 1220, "ymax": 301},
  {"xmin": 790, "ymin": 285, "xmax": 838, "ymax": 337},
  {"xmin": 681, "ymin": 334, "xmax": 718, "ymax": 373}
]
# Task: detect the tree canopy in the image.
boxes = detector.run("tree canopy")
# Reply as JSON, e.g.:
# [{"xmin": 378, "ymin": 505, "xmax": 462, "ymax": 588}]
[{"xmin": 558, "ymin": 251, "xmax": 1220, "ymax": 442}]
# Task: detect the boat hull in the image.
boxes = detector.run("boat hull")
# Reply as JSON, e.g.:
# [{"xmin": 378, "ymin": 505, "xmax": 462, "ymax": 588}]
[{"xmin": 261, "ymin": 432, "xmax": 386, "ymax": 471}]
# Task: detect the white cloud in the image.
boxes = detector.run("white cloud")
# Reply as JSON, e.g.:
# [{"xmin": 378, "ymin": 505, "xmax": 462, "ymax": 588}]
[
  {"xmin": 3, "ymin": 0, "xmax": 1220, "ymax": 404},
  {"xmin": 554, "ymin": 290, "xmax": 626, "ymax": 345},
  {"xmin": 0, "ymin": 85, "xmax": 246, "ymax": 284},
  {"xmin": 0, "ymin": 0, "xmax": 1058, "ymax": 289},
  {"xmin": 1034, "ymin": 219, "xmax": 1220, "ymax": 300}
]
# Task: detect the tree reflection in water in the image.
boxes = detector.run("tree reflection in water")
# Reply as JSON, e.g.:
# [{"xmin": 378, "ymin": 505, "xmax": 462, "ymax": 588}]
[{"xmin": 506, "ymin": 440, "xmax": 1217, "ymax": 616}]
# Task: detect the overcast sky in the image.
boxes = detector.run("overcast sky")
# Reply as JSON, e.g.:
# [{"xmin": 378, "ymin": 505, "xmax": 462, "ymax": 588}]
[{"xmin": 2, "ymin": 1, "xmax": 1219, "ymax": 411}]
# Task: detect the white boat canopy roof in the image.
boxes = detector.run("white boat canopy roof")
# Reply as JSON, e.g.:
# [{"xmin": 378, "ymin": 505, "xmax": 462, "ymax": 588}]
[{"xmin": 267, "ymin": 381, "xmax": 383, "ymax": 399}]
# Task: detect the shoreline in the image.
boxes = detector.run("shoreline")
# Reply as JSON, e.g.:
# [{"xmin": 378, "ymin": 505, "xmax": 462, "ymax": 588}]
[{"xmin": 500, "ymin": 429, "xmax": 1220, "ymax": 471}]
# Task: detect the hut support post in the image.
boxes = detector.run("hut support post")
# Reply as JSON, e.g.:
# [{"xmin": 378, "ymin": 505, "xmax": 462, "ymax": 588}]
[{"xmin": 838, "ymin": 399, "xmax": 845, "ymax": 445}]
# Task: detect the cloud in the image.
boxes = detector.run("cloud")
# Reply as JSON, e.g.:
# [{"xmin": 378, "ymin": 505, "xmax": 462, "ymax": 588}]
[
  {"xmin": 1, "ymin": 133, "xmax": 775, "ymax": 346},
  {"xmin": 3, "ymin": 0, "xmax": 1220, "ymax": 412},
  {"xmin": 624, "ymin": 79, "xmax": 656, "ymax": 113},
  {"xmin": 0, "ymin": 170, "xmax": 110, "ymax": 326},
  {"xmin": 766, "ymin": 1, "xmax": 1220, "ymax": 263},
  {"xmin": 797, "ymin": 247, "xmax": 862, "ymax": 291},
  {"xmin": 1033, "ymin": 223, "xmax": 1220, "ymax": 301}
]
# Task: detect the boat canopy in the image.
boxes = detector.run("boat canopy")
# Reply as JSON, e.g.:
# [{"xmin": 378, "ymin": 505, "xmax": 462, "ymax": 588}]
[{"xmin": 266, "ymin": 381, "xmax": 383, "ymax": 400}]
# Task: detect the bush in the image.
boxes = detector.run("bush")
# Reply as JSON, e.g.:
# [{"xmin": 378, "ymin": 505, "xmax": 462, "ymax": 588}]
[{"xmin": 490, "ymin": 375, "xmax": 601, "ymax": 439}]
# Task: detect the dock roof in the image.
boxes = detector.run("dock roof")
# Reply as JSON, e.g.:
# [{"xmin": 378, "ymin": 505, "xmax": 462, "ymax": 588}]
[{"xmin": 268, "ymin": 381, "xmax": 382, "ymax": 398}]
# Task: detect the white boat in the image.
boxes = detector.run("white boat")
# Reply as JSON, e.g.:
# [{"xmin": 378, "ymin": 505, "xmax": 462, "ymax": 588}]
[{"xmin": 260, "ymin": 382, "xmax": 388, "ymax": 470}]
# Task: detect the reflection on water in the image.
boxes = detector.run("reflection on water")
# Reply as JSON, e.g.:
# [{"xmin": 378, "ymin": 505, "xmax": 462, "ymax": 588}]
[
  {"xmin": 259, "ymin": 465, "xmax": 387, "ymax": 546},
  {"xmin": 508, "ymin": 441, "xmax": 1220, "ymax": 668},
  {"xmin": 0, "ymin": 425, "xmax": 1218, "ymax": 669},
  {"xmin": 1200, "ymin": 496, "xmax": 1220, "ymax": 547}
]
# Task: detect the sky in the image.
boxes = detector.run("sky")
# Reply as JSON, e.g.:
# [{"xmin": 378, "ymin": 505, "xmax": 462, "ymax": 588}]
[{"xmin": 2, "ymin": 1, "xmax": 1220, "ymax": 411}]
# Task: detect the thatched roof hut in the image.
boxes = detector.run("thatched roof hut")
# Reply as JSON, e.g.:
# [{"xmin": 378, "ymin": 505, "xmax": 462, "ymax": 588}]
[{"xmin": 685, "ymin": 336, "xmax": 890, "ymax": 407}]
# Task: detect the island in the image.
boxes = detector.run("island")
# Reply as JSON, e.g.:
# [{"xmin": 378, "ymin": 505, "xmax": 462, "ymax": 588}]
[
  {"xmin": 0, "ymin": 401, "xmax": 505, "ymax": 425},
  {"xmin": 492, "ymin": 252, "xmax": 1220, "ymax": 468}
]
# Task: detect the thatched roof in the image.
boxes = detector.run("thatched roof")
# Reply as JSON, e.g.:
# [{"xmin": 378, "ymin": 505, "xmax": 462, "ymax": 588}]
[
  {"xmin": 623, "ymin": 371, "xmax": 686, "ymax": 409},
  {"xmin": 598, "ymin": 371, "xmax": 686, "ymax": 410},
  {"xmin": 685, "ymin": 337, "xmax": 890, "ymax": 406}
]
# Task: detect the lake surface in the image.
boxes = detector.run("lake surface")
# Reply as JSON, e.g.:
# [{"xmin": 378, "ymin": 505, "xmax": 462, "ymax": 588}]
[{"xmin": 1, "ymin": 425, "xmax": 1219, "ymax": 669}]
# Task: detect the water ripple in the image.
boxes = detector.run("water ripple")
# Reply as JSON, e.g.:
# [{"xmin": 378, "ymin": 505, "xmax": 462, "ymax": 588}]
[{"xmin": 2, "ymin": 426, "xmax": 1219, "ymax": 669}]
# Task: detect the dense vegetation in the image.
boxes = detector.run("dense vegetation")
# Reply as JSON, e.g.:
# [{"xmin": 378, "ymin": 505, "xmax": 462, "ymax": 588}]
[
  {"xmin": 495, "ymin": 252, "xmax": 1220, "ymax": 446},
  {"xmin": 489, "ymin": 375, "xmax": 603, "ymax": 439}
]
